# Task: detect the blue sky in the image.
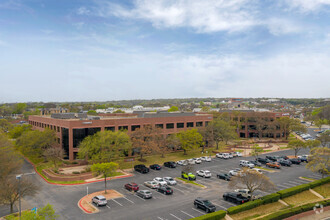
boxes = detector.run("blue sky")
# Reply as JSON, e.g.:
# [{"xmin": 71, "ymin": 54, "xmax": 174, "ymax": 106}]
[{"xmin": 0, "ymin": 0, "xmax": 330, "ymax": 102}]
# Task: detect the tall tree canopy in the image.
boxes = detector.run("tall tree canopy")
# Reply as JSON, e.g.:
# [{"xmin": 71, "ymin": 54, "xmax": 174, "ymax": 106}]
[
  {"xmin": 208, "ymin": 118, "xmax": 237, "ymax": 149},
  {"xmin": 276, "ymin": 117, "xmax": 306, "ymax": 139},
  {"xmin": 177, "ymin": 129, "xmax": 204, "ymax": 155}
]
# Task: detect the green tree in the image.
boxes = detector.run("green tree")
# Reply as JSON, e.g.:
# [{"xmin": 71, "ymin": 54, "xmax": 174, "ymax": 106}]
[
  {"xmin": 6, "ymin": 204, "xmax": 58, "ymax": 220},
  {"xmin": 12, "ymin": 103, "xmax": 27, "ymax": 114},
  {"xmin": 8, "ymin": 124, "xmax": 32, "ymax": 139},
  {"xmin": 167, "ymin": 106, "xmax": 179, "ymax": 112},
  {"xmin": 131, "ymin": 126, "xmax": 158, "ymax": 161},
  {"xmin": 305, "ymin": 139, "xmax": 321, "ymax": 150},
  {"xmin": 87, "ymin": 110, "xmax": 98, "ymax": 115},
  {"xmin": 16, "ymin": 129, "xmax": 56, "ymax": 158},
  {"xmin": 91, "ymin": 162, "xmax": 119, "ymax": 193},
  {"xmin": 200, "ymin": 106, "xmax": 211, "ymax": 112},
  {"xmin": 113, "ymin": 109, "xmax": 125, "ymax": 113},
  {"xmin": 315, "ymin": 119, "xmax": 326, "ymax": 130},
  {"xmin": 251, "ymin": 144, "xmax": 263, "ymax": 160},
  {"xmin": 78, "ymin": 130, "xmax": 132, "ymax": 162},
  {"xmin": 43, "ymin": 147, "xmax": 64, "ymax": 170},
  {"xmin": 177, "ymin": 129, "xmax": 204, "ymax": 155},
  {"xmin": 0, "ymin": 119, "xmax": 13, "ymax": 133},
  {"xmin": 208, "ymin": 118, "xmax": 238, "ymax": 149},
  {"xmin": 276, "ymin": 117, "xmax": 306, "ymax": 140},
  {"xmin": 306, "ymin": 147, "xmax": 330, "ymax": 178},
  {"xmin": 0, "ymin": 134, "xmax": 22, "ymax": 179},
  {"xmin": 317, "ymin": 130, "xmax": 330, "ymax": 147},
  {"xmin": 288, "ymin": 139, "xmax": 306, "ymax": 157},
  {"xmin": 198, "ymin": 126, "xmax": 214, "ymax": 152}
]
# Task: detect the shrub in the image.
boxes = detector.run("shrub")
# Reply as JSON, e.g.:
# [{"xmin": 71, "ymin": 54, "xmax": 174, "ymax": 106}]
[
  {"xmin": 309, "ymin": 176, "xmax": 330, "ymax": 188},
  {"xmin": 190, "ymin": 210, "xmax": 226, "ymax": 220},
  {"xmin": 261, "ymin": 193, "xmax": 280, "ymax": 204},
  {"xmin": 72, "ymin": 171, "xmax": 80, "ymax": 174},
  {"xmin": 227, "ymin": 199, "xmax": 263, "ymax": 215},
  {"xmin": 277, "ymin": 183, "xmax": 310, "ymax": 199},
  {"xmin": 84, "ymin": 166, "xmax": 91, "ymax": 172}
]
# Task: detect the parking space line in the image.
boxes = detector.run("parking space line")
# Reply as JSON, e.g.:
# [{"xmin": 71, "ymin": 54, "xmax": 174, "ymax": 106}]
[
  {"xmin": 106, "ymin": 205, "xmax": 111, "ymax": 209},
  {"xmin": 133, "ymin": 194, "xmax": 146, "ymax": 201},
  {"xmin": 211, "ymin": 202, "xmax": 227, "ymax": 210},
  {"xmin": 277, "ymin": 184, "xmax": 287, "ymax": 189},
  {"xmin": 282, "ymin": 182, "xmax": 296, "ymax": 187},
  {"xmin": 153, "ymin": 190, "xmax": 167, "ymax": 197},
  {"xmin": 170, "ymin": 213, "xmax": 182, "ymax": 220},
  {"xmin": 112, "ymin": 199, "xmax": 123, "ymax": 206},
  {"xmin": 181, "ymin": 210, "xmax": 195, "ymax": 218},
  {"xmin": 123, "ymin": 197, "xmax": 134, "ymax": 204},
  {"xmin": 157, "ymin": 217, "xmax": 164, "ymax": 220},
  {"xmin": 176, "ymin": 183, "xmax": 192, "ymax": 190},
  {"xmin": 170, "ymin": 185, "xmax": 186, "ymax": 194},
  {"xmin": 192, "ymin": 208, "xmax": 205, "ymax": 214},
  {"xmin": 221, "ymin": 200, "xmax": 235, "ymax": 207},
  {"xmin": 288, "ymin": 181, "xmax": 300, "ymax": 185}
]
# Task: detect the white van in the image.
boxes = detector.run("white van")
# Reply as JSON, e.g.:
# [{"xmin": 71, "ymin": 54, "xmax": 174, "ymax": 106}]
[{"xmin": 240, "ymin": 160, "xmax": 255, "ymax": 168}]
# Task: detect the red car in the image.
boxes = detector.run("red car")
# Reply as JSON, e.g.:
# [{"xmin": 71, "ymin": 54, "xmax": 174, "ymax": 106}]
[{"xmin": 125, "ymin": 183, "xmax": 139, "ymax": 192}]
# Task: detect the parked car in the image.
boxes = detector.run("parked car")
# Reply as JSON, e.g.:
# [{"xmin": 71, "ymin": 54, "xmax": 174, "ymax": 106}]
[
  {"xmin": 234, "ymin": 189, "xmax": 251, "ymax": 195},
  {"xmin": 177, "ymin": 160, "xmax": 187, "ymax": 166},
  {"xmin": 149, "ymin": 164, "xmax": 161, "ymax": 170},
  {"xmin": 278, "ymin": 159, "xmax": 292, "ymax": 167},
  {"xmin": 229, "ymin": 168, "xmax": 242, "ymax": 176},
  {"xmin": 251, "ymin": 168, "xmax": 263, "ymax": 174},
  {"xmin": 153, "ymin": 177, "xmax": 167, "ymax": 186},
  {"xmin": 235, "ymin": 152, "xmax": 243, "ymax": 157},
  {"xmin": 196, "ymin": 170, "xmax": 212, "ymax": 178},
  {"xmin": 249, "ymin": 160, "xmax": 262, "ymax": 167},
  {"xmin": 125, "ymin": 183, "xmax": 139, "ymax": 192},
  {"xmin": 223, "ymin": 192, "xmax": 249, "ymax": 204},
  {"xmin": 163, "ymin": 177, "xmax": 177, "ymax": 185},
  {"xmin": 187, "ymin": 159, "xmax": 195, "ymax": 164},
  {"xmin": 181, "ymin": 171, "xmax": 196, "ymax": 180},
  {"xmin": 280, "ymin": 155, "xmax": 289, "ymax": 160},
  {"xmin": 228, "ymin": 153, "xmax": 234, "ymax": 158},
  {"xmin": 298, "ymin": 155, "xmax": 308, "ymax": 163},
  {"xmin": 194, "ymin": 198, "xmax": 216, "ymax": 213},
  {"xmin": 266, "ymin": 162, "xmax": 281, "ymax": 169},
  {"xmin": 290, "ymin": 158, "xmax": 301, "ymax": 165},
  {"xmin": 217, "ymin": 173, "xmax": 231, "ymax": 181},
  {"xmin": 136, "ymin": 190, "xmax": 152, "ymax": 199},
  {"xmin": 240, "ymin": 160, "xmax": 255, "ymax": 168},
  {"xmin": 266, "ymin": 155, "xmax": 279, "ymax": 161},
  {"xmin": 134, "ymin": 164, "xmax": 150, "ymax": 174},
  {"xmin": 216, "ymin": 153, "xmax": 224, "ymax": 158},
  {"xmin": 144, "ymin": 181, "xmax": 159, "ymax": 189},
  {"xmin": 200, "ymin": 156, "xmax": 212, "ymax": 162},
  {"xmin": 257, "ymin": 157, "xmax": 271, "ymax": 164},
  {"xmin": 222, "ymin": 153, "xmax": 230, "ymax": 159},
  {"xmin": 92, "ymin": 195, "xmax": 107, "ymax": 206},
  {"xmin": 232, "ymin": 152, "xmax": 238, "ymax": 157},
  {"xmin": 193, "ymin": 158, "xmax": 202, "ymax": 164},
  {"xmin": 164, "ymin": 161, "xmax": 176, "ymax": 168},
  {"xmin": 157, "ymin": 186, "xmax": 173, "ymax": 195}
]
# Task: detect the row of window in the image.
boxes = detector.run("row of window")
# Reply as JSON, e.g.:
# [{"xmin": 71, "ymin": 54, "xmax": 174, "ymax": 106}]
[{"xmin": 29, "ymin": 121, "xmax": 61, "ymax": 132}]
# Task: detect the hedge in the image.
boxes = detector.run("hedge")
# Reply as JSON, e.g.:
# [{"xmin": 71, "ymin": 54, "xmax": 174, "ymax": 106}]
[
  {"xmin": 309, "ymin": 176, "xmax": 330, "ymax": 188},
  {"xmin": 261, "ymin": 193, "xmax": 281, "ymax": 204},
  {"xmin": 277, "ymin": 183, "xmax": 310, "ymax": 199},
  {"xmin": 227, "ymin": 199, "xmax": 263, "ymax": 215},
  {"xmin": 263, "ymin": 199, "xmax": 330, "ymax": 220},
  {"xmin": 190, "ymin": 210, "xmax": 226, "ymax": 220}
]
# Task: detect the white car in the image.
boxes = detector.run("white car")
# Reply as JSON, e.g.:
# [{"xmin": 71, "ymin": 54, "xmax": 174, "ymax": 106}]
[
  {"xmin": 229, "ymin": 168, "xmax": 241, "ymax": 176},
  {"xmin": 222, "ymin": 153, "xmax": 230, "ymax": 159},
  {"xmin": 235, "ymin": 152, "xmax": 243, "ymax": 157},
  {"xmin": 177, "ymin": 160, "xmax": 187, "ymax": 166},
  {"xmin": 153, "ymin": 177, "xmax": 167, "ymax": 186},
  {"xmin": 240, "ymin": 160, "xmax": 255, "ymax": 168},
  {"xmin": 234, "ymin": 189, "xmax": 251, "ymax": 194},
  {"xmin": 251, "ymin": 168, "xmax": 263, "ymax": 174},
  {"xmin": 216, "ymin": 153, "xmax": 224, "ymax": 158},
  {"xmin": 228, "ymin": 153, "xmax": 234, "ymax": 159},
  {"xmin": 193, "ymin": 158, "xmax": 202, "ymax": 164},
  {"xmin": 144, "ymin": 181, "xmax": 159, "ymax": 189},
  {"xmin": 163, "ymin": 177, "xmax": 177, "ymax": 185},
  {"xmin": 187, "ymin": 159, "xmax": 195, "ymax": 164},
  {"xmin": 200, "ymin": 156, "xmax": 212, "ymax": 162},
  {"xmin": 196, "ymin": 170, "xmax": 212, "ymax": 178}
]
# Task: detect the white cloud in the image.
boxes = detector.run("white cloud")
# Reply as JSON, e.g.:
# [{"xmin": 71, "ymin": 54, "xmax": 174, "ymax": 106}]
[
  {"xmin": 266, "ymin": 18, "xmax": 302, "ymax": 36},
  {"xmin": 284, "ymin": 0, "xmax": 330, "ymax": 12},
  {"xmin": 93, "ymin": 0, "xmax": 258, "ymax": 33},
  {"xmin": 77, "ymin": 6, "xmax": 91, "ymax": 15}
]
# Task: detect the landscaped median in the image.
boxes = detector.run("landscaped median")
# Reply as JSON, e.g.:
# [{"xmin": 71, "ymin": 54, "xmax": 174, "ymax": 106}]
[
  {"xmin": 189, "ymin": 176, "xmax": 330, "ymax": 220},
  {"xmin": 78, "ymin": 190, "xmax": 123, "ymax": 214},
  {"xmin": 176, "ymin": 178, "xmax": 206, "ymax": 188},
  {"xmin": 254, "ymin": 166, "xmax": 277, "ymax": 173}
]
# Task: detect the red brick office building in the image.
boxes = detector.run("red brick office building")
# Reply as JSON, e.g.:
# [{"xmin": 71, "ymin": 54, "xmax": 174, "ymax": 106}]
[{"xmin": 28, "ymin": 112, "xmax": 213, "ymax": 160}]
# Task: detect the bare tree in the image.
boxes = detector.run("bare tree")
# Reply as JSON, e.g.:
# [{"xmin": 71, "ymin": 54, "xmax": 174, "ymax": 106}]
[
  {"xmin": 43, "ymin": 147, "xmax": 64, "ymax": 170},
  {"xmin": 229, "ymin": 168, "xmax": 276, "ymax": 200},
  {"xmin": 0, "ymin": 178, "xmax": 38, "ymax": 213}
]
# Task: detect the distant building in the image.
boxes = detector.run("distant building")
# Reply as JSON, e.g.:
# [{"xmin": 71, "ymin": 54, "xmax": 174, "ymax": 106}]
[
  {"xmin": 29, "ymin": 112, "xmax": 212, "ymax": 160},
  {"xmin": 40, "ymin": 108, "xmax": 68, "ymax": 116}
]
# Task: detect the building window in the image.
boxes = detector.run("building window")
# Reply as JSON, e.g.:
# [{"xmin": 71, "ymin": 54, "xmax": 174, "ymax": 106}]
[
  {"xmin": 131, "ymin": 125, "xmax": 141, "ymax": 131},
  {"xmin": 240, "ymin": 133, "xmax": 246, "ymax": 138},
  {"xmin": 233, "ymin": 117, "xmax": 238, "ymax": 121},
  {"xmin": 241, "ymin": 125, "xmax": 246, "ymax": 130},
  {"xmin": 240, "ymin": 117, "xmax": 245, "ymax": 122},
  {"xmin": 205, "ymin": 121, "xmax": 209, "ymax": 126},
  {"xmin": 248, "ymin": 125, "xmax": 256, "ymax": 130},
  {"xmin": 187, "ymin": 122, "xmax": 194, "ymax": 127},
  {"xmin": 118, "ymin": 126, "xmax": 128, "ymax": 131},
  {"xmin": 248, "ymin": 117, "xmax": 256, "ymax": 122},
  {"xmin": 105, "ymin": 127, "xmax": 115, "ymax": 131},
  {"xmin": 177, "ymin": 123, "xmax": 184, "ymax": 128},
  {"xmin": 156, "ymin": 124, "xmax": 164, "ymax": 129},
  {"xmin": 196, "ymin": 122, "xmax": 203, "ymax": 127},
  {"xmin": 166, "ymin": 123, "xmax": 174, "ymax": 129}
]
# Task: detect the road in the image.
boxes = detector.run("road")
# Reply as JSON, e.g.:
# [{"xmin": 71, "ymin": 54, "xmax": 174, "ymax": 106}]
[{"xmin": 0, "ymin": 148, "xmax": 325, "ymax": 220}]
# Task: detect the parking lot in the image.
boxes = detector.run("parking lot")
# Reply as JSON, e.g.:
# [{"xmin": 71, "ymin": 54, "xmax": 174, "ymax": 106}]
[{"xmin": 88, "ymin": 148, "xmax": 325, "ymax": 220}]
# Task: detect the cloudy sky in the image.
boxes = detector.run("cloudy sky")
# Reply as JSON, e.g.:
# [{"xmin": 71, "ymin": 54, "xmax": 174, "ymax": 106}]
[{"xmin": 0, "ymin": 0, "xmax": 330, "ymax": 102}]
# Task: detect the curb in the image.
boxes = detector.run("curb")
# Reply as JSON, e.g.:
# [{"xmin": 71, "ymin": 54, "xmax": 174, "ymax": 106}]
[
  {"xmin": 78, "ymin": 197, "xmax": 94, "ymax": 214},
  {"xmin": 24, "ymin": 157, "xmax": 133, "ymax": 186}
]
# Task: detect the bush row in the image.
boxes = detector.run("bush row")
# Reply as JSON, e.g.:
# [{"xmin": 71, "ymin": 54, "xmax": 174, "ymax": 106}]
[
  {"xmin": 308, "ymin": 176, "xmax": 330, "ymax": 188},
  {"xmin": 227, "ymin": 199, "xmax": 263, "ymax": 215},
  {"xmin": 190, "ymin": 210, "xmax": 226, "ymax": 220},
  {"xmin": 263, "ymin": 199, "xmax": 330, "ymax": 220},
  {"xmin": 261, "ymin": 193, "xmax": 281, "ymax": 205},
  {"xmin": 277, "ymin": 183, "xmax": 310, "ymax": 199}
]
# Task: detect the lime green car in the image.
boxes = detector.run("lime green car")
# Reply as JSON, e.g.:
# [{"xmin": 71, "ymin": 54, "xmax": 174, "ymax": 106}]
[{"xmin": 181, "ymin": 171, "xmax": 196, "ymax": 180}]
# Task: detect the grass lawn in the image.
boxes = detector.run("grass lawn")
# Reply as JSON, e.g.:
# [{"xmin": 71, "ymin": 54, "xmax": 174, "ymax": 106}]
[
  {"xmin": 35, "ymin": 165, "xmax": 85, "ymax": 184},
  {"xmin": 230, "ymin": 202, "xmax": 286, "ymax": 220},
  {"xmin": 176, "ymin": 177, "xmax": 205, "ymax": 188},
  {"xmin": 312, "ymin": 183, "xmax": 330, "ymax": 198},
  {"xmin": 301, "ymin": 176, "xmax": 317, "ymax": 181},
  {"xmin": 255, "ymin": 166, "xmax": 274, "ymax": 172},
  {"xmin": 280, "ymin": 146, "xmax": 289, "ymax": 149},
  {"xmin": 282, "ymin": 190, "xmax": 320, "ymax": 206}
]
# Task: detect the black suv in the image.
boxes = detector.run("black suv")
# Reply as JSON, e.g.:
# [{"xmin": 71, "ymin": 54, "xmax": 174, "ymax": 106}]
[
  {"xmin": 194, "ymin": 198, "xmax": 216, "ymax": 213},
  {"xmin": 266, "ymin": 155, "xmax": 279, "ymax": 161},
  {"xmin": 164, "ymin": 161, "xmax": 176, "ymax": 168},
  {"xmin": 157, "ymin": 186, "xmax": 173, "ymax": 195},
  {"xmin": 249, "ymin": 160, "xmax": 261, "ymax": 167},
  {"xmin": 149, "ymin": 164, "xmax": 161, "ymax": 170},
  {"xmin": 216, "ymin": 173, "xmax": 231, "ymax": 181},
  {"xmin": 290, "ymin": 158, "xmax": 301, "ymax": 165},
  {"xmin": 134, "ymin": 164, "xmax": 150, "ymax": 174},
  {"xmin": 257, "ymin": 157, "xmax": 271, "ymax": 164},
  {"xmin": 223, "ymin": 192, "xmax": 249, "ymax": 204},
  {"xmin": 278, "ymin": 159, "xmax": 292, "ymax": 167}
]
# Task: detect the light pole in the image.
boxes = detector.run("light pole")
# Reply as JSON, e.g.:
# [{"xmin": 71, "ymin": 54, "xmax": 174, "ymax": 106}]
[{"xmin": 16, "ymin": 172, "xmax": 36, "ymax": 220}]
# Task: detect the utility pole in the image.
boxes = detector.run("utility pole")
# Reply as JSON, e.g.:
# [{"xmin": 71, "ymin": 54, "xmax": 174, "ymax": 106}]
[{"xmin": 16, "ymin": 172, "xmax": 36, "ymax": 220}]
